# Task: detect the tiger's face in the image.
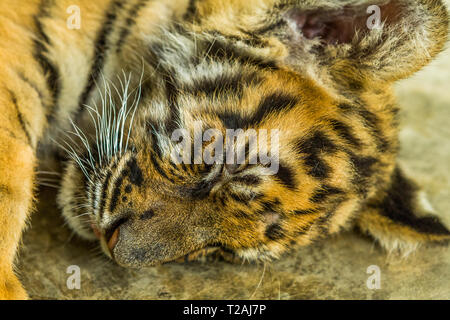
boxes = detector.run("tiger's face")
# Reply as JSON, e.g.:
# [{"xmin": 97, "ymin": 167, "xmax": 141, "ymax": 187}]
[
  {"xmin": 59, "ymin": 66, "xmax": 317, "ymax": 267},
  {"xmin": 58, "ymin": 0, "xmax": 448, "ymax": 268}
]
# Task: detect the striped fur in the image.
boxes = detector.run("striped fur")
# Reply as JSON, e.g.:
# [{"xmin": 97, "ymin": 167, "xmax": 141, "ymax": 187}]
[{"xmin": 0, "ymin": 0, "xmax": 449, "ymax": 298}]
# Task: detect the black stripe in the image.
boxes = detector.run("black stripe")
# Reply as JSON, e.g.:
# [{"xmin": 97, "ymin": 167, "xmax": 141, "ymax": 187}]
[
  {"xmin": 183, "ymin": 0, "xmax": 200, "ymax": 21},
  {"xmin": 233, "ymin": 210, "xmax": 251, "ymax": 218},
  {"xmin": 162, "ymin": 72, "xmax": 181, "ymax": 133},
  {"xmin": 108, "ymin": 158, "xmax": 135, "ymax": 213},
  {"xmin": 350, "ymin": 154, "xmax": 378, "ymax": 174},
  {"xmin": 217, "ymin": 111, "xmax": 246, "ymax": 130},
  {"xmin": 337, "ymin": 103, "xmax": 353, "ymax": 112},
  {"xmin": 0, "ymin": 184, "xmax": 11, "ymax": 195},
  {"xmin": 337, "ymin": 103, "xmax": 390, "ymax": 152},
  {"xmin": 109, "ymin": 174, "xmax": 125, "ymax": 213},
  {"xmin": 376, "ymin": 168, "xmax": 450, "ymax": 236},
  {"xmin": 265, "ymin": 223, "xmax": 286, "ymax": 240},
  {"xmin": 0, "ymin": 127, "xmax": 26, "ymax": 144},
  {"xmin": 183, "ymin": 166, "xmax": 224, "ymax": 200},
  {"xmin": 140, "ymin": 210, "xmax": 155, "ymax": 221},
  {"xmin": 293, "ymin": 209, "xmax": 317, "ymax": 215},
  {"xmin": 149, "ymin": 152, "xmax": 170, "ymax": 182},
  {"xmin": 357, "ymin": 108, "xmax": 390, "ymax": 152},
  {"xmin": 128, "ymin": 157, "xmax": 144, "ymax": 186},
  {"xmin": 230, "ymin": 175, "xmax": 262, "ymax": 186},
  {"xmin": 183, "ymin": 71, "xmax": 261, "ymax": 99},
  {"xmin": 249, "ymin": 92, "xmax": 299, "ymax": 126},
  {"xmin": 166, "ymin": 166, "xmax": 186, "ymax": 181},
  {"xmin": 348, "ymin": 80, "xmax": 363, "ymax": 91},
  {"xmin": 229, "ymin": 192, "xmax": 254, "ymax": 204},
  {"xmin": 294, "ymin": 131, "xmax": 337, "ymax": 179},
  {"xmin": 17, "ymin": 72, "xmax": 45, "ymax": 101},
  {"xmin": 275, "ymin": 163, "xmax": 297, "ymax": 190},
  {"xmin": 350, "ymin": 153, "xmax": 378, "ymax": 179},
  {"xmin": 219, "ymin": 92, "xmax": 298, "ymax": 129},
  {"xmin": 259, "ymin": 198, "xmax": 281, "ymax": 213},
  {"xmin": 89, "ymin": 175, "xmax": 97, "ymax": 211},
  {"xmin": 208, "ymin": 29, "xmax": 270, "ymax": 48},
  {"xmin": 205, "ymin": 40, "xmax": 279, "ymax": 70},
  {"xmin": 146, "ymin": 41, "xmax": 180, "ymax": 130},
  {"xmin": 99, "ymin": 170, "xmax": 113, "ymax": 216},
  {"xmin": 310, "ymin": 185, "xmax": 344, "ymax": 203},
  {"xmin": 304, "ymin": 154, "xmax": 331, "ymax": 179},
  {"xmin": 9, "ymin": 91, "xmax": 32, "ymax": 146},
  {"xmin": 212, "ymin": 192, "xmax": 226, "ymax": 206},
  {"xmin": 33, "ymin": 0, "xmax": 60, "ymax": 122},
  {"xmin": 146, "ymin": 121, "xmax": 164, "ymax": 158},
  {"xmin": 317, "ymin": 201, "xmax": 344, "ymax": 235},
  {"xmin": 185, "ymin": 180, "xmax": 216, "ymax": 199},
  {"xmin": 98, "ymin": 160, "xmax": 120, "ymax": 216},
  {"xmin": 77, "ymin": 0, "xmax": 124, "ymax": 119},
  {"xmin": 328, "ymin": 119, "xmax": 362, "ymax": 149},
  {"xmin": 295, "ymin": 131, "xmax": 338, "ymax": 154},
  {"xmin": 116, "ymin": 0, "xmax": 150, "ymax": 53},
  {"xmin": 315, "ymin": 216, "xmax": 330, "ymax": 236},
  {"xmin": 253, "ymin": 19, "xmax": 287, "ymax": 35}
]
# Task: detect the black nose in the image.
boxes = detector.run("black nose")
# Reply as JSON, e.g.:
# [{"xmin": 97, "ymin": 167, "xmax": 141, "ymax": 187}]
[{"xmin": 104, "ymin": 216, "xmax": 129, "ymax": 252}]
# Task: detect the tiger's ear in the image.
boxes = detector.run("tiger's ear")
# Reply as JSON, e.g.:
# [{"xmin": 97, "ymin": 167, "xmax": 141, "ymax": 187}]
[
  {"xmin": 261, "ymin": 0, "xmax": 448, "ymax": 84},
  {"xmin": 356, "ymin": 167, "xmax": 450, "ymax": 255}
]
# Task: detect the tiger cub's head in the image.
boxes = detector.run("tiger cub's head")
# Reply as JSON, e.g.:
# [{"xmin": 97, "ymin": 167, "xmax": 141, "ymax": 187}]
[{"xmin": 58, "ymin": 0, "xmax": 448, "ymax": 268}]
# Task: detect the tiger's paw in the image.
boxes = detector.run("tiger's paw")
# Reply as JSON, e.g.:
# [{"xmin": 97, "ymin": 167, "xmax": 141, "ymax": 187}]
[{"xmin": 356, "ymin": 167, "xmax": 450, "ymax": 256}]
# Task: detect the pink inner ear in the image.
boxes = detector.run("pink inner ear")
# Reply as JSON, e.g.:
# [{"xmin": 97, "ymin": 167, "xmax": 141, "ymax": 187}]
[{"xmin": 286, "ymin": 1, "xmax": 402, "ymax": 44}]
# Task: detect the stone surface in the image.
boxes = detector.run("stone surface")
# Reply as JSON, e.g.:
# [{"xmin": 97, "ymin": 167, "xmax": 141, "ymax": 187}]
[{"xmin": 17, "ymin": 19, "xmax": 450, "ymax": 300}]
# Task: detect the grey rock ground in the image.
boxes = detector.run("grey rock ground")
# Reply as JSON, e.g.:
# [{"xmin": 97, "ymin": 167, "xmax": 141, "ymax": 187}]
[{"xmin": 17, "ymin": 16, "xmax": 450, "ymax": 300}]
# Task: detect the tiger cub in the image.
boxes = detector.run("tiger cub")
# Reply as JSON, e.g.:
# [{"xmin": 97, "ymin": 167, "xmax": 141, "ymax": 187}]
[{"xmin": 0, "ymin": 0, "xmax": 449, "ymax": 299}]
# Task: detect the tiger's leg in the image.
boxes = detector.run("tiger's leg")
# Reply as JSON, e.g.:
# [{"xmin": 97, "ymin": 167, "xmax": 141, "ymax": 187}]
[
  {"xmin": 0, "ymin": 94, "xmax": 38, "ymax": 300},
  {"xmin": 356, "ymin": 167, "xmax": 450, "ymax": 255}
]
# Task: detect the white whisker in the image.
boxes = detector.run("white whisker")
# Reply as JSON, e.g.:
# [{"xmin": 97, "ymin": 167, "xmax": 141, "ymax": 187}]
[{"xmin": 38, "ymin": 182, "xmax": 60, "ymax": 189}]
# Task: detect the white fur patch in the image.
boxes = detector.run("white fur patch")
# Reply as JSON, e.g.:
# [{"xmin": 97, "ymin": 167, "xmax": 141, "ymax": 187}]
[{"xmin": 418, "ymin": 191, "xmax": 436, "ymax": 214}]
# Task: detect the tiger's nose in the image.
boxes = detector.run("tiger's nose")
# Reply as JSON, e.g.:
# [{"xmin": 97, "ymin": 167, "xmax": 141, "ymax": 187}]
[
  {"xmin": 104, "ymin": 216, "xmax": 129, "ymax": 252},
  {"xmin": 107, "ymin": 227, "xmax": 120, "ymax": 251}
]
